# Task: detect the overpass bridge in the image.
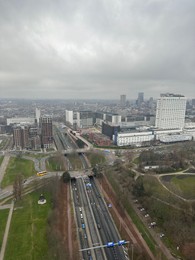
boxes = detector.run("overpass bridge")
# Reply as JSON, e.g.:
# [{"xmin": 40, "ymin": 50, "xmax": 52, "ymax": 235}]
[
  {"xmin": 62, "ymin": 147, "xmax": 91, "ymax": 154},
  {"xmin": 69, "ymin": 169, "xmax": 94, "ymax": 178}
]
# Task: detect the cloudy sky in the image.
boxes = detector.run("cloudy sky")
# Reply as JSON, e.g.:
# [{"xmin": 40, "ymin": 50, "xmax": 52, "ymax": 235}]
[{"xmin": 0, "ymin": 0, "xmax": 194, "ymax": 100}]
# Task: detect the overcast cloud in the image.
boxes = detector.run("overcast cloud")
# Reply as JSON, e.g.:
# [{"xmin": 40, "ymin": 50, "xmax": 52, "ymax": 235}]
[{"xmin": 0, "ymin": 0, "xmax": 194, "ymax": 99}]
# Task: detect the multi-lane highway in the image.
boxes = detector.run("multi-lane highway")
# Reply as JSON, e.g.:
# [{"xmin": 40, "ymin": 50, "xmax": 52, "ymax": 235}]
[
  {"xmin": 72, "ymin": 177, "xmax": 128, "ymax": 260},
  {"xmin": 54, "ymin": 125, "xmax": 128, "ymax": 259},
  {"xmin": 72, "ymin": 178, "xmax": 106, "ymax": 260}
]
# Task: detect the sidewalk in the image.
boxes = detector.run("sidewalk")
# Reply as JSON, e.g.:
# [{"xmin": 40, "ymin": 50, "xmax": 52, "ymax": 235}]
[{"xmin": 0, "ymin": 201, "xmax": 14, "ymax": 260}]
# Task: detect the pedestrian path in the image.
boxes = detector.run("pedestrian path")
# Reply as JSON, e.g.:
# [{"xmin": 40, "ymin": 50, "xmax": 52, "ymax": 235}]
[{"xmin": 0, "ymin": 201, "xmax": 14, "ymax": 260}]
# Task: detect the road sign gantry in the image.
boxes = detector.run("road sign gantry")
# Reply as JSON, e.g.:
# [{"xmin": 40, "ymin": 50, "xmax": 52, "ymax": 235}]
[{"xmin": 79, "ymin": 240, "xmax": 129, "ymax": 252}]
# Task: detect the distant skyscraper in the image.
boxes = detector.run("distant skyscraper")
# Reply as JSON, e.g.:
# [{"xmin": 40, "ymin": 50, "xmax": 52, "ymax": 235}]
[
  {"xmin": 120, "ymin": 94, "xmax": 126, "ymax": 106},
  {"xmin": 155, "ymin": 93, "xmax": 186, "ymax": 130},
  {"xmin": 137, "ymin": 92, "xmax": 144, "ymax": 106},
  {"xmin": 40, "ymin": 115, "xmax": 53, "ymax": 148},
  {"xmin": 35, "ymin": 108, "xmax": 41, "ymax": 126}
]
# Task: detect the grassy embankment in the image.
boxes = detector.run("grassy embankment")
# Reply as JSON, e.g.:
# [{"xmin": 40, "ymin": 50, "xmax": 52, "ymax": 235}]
[
  {"xmin": 141, "ymin": 175, "xmax": 194, "ymax": 257},
  {"xmin": 0, "ymin": 156, "xmax": 4, "ymax": 166},
  {"xmin": 86, "ymin": 152, "xmax": 106, "ymax": 167},
  {"xmin": 67, "ymin": 154, "xmax": 83, "ymax": 170},
  {"xmin": 46, "ymin": 156, "xmax": 66, "ymax": 171},
  {"xmin": 105, "ymin": 169, "xmax": 158, "ymax": 256},
  {"xmin": 23, "ymin": 153, "xmax": 47, "ymax": 159},
  {"xmin": 1, "ymin": 157, "xmax": 36, "ymax": 188},
  {"xmin": 0, "ymin": 209, "xmax": 9, "ymax": 250},
  {"xmin": 4, "ymin": 191, "xmax": 51, "ymax": 260}
]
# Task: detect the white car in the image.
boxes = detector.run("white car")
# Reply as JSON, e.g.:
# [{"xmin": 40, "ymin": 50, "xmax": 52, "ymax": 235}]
[
  {"xmin": 140, "ymin": 208, "xmax": 145, "ymax": 211},
  {"xmin": 145, "ymin": 214, "xmax": 149, "ymax": 218},
  {"xmin": 160, "ymin": 233, "xmax": 165, "ymax": 238}
]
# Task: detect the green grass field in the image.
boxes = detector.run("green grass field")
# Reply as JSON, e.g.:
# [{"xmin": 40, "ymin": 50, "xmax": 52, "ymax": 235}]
[
  {"xmin": 0, "ymin": 156, "xmax": 4, "ymax": 166},
  {"xmin": 1, "ymin": 157, "xmax": 36, "ymax": 188},
  {"xmin": 0, "ymin": 209, "xmax": 9, "ymax": 250},
  {"xmin": 161, "ymin": 174, "xmax": 195, "ymax": 200},
  {"xmin": 4, "ymin": 191, "xmax": 51, "ymax": 260},
  {"xmin": 143, "ymin": 175, "xmax": 187, "ymax": 208}
]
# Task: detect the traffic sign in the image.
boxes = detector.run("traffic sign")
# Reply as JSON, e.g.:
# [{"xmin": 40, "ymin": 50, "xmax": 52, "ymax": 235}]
[{"xmin": 107, "ymin": 242, "xmax": 114, "ymax": 248}]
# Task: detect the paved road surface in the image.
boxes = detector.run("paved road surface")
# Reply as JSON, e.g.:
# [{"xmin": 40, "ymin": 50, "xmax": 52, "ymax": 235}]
[
  {"xmin": 0, "ymin": 201, "xmax": 14, "ymax": 260},
  {"xmin": 0, "ymin": 156, "xmax": 10, "ymax": 185}
]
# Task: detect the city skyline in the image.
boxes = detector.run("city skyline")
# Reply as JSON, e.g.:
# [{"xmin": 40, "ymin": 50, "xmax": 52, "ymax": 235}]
[{"xmin": 0, "ymin": 0, "xmax": 194, "ymax": 99}]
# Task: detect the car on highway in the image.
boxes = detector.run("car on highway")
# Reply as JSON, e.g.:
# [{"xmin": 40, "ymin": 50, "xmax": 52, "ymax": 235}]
[
  {"xmin": 80, "ymin": 214, "xmax": 83, "ymax": 219},
  {"xmin": 97, "ymin": 223, "xmax": 101, "ymax": 229},
  {"xmin": 82, "ymin": 223, "xmax": 85, "ymax": 229}
]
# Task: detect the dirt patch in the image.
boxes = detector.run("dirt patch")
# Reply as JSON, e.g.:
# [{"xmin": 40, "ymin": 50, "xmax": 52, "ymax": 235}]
[
  {"xmin": 47, "ymin": 181, "xmax": 79, "ymax": 259},
  {"xmin": 181, "ymin": 243, "xmax": 195, "ymax": 260}
]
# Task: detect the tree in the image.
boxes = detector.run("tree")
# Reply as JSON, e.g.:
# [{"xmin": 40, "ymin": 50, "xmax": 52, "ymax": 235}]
[
  {"xmin": 62, "ymin": 171, "xmax": 71, "ymax": 183},
  {"xmin": 132, "ymin": 177, "xmax": 145, "ymax": 197},
  {"xmin": 13, "ymin": 174, "xmax": 23, "ymax": 200}
]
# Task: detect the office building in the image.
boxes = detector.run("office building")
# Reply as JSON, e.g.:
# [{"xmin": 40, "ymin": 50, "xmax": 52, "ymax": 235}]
[
  {"xmin": 79, "ymin": 111, "xmax": 94, "ymax": 128},
  {"xmin": 155, "ymin": 93, "xmax": 186, "ymax": 130},
  {"xmin": 35, "ymin": 108, "xmax": 41, "ymax": 126},
  {"xmin": 120, "ymin": 94, "xmax": 126, "ymax": 107},
  {"xmin": 13, "ymin": 126, "xmax": 29, "ymax": 149},
  {"xmin": 7, "ymin": 117, "xmax": 35, "ymax": 125},
  {"xmin": 40, "ymin": 115, "xmax": 53, "ymax": 148},
  {"xmin": 116, "ymin": 131, "xmax": 154, "ymax": 146},
  {"xmin": 137, "ymin": 92, "xmax": 144, "ymax": 106}
]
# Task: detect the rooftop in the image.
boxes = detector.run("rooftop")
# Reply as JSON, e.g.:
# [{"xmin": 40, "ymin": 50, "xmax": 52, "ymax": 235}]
[{"xmin": 160, "ymin": 93, "xmax": 185, "ymax": 97}]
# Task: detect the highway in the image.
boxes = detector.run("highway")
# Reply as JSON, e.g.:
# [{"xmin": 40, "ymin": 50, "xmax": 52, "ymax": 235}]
[
  {"xmin": 72, "ymin": 178, "xmax": 106, "ymax": 260},
  {"xmin": 87, "ymin": 177, "xmax": 126, "ymax": 260},
  {"xmin": 54, "ymin": 125, "xmax": 128, "ymax": 259},
  {"xmin": 71, "ymin": 177, "xmax": 128, "ymax": 260}
]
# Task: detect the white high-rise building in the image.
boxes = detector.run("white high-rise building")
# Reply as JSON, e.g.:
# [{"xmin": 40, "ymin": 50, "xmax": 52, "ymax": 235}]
[
  {"xmin": 155, "ymin": 93, "xmax": 186, "ymax": 130},
  {"xmin": 35, "ymin": 108, "xmax": 41, "ymax": 126}
]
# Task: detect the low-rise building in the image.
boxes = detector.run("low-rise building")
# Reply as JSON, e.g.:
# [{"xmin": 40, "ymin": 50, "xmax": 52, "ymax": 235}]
[{"xmin": 115, "ymin": 130, "xmax": 154, "ymax": 146}]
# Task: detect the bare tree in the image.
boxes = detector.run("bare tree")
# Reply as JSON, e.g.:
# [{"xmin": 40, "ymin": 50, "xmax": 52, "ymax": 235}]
[{"xmin": 13, "ymin": 174, "xmax": 23, "ymax": 200}]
